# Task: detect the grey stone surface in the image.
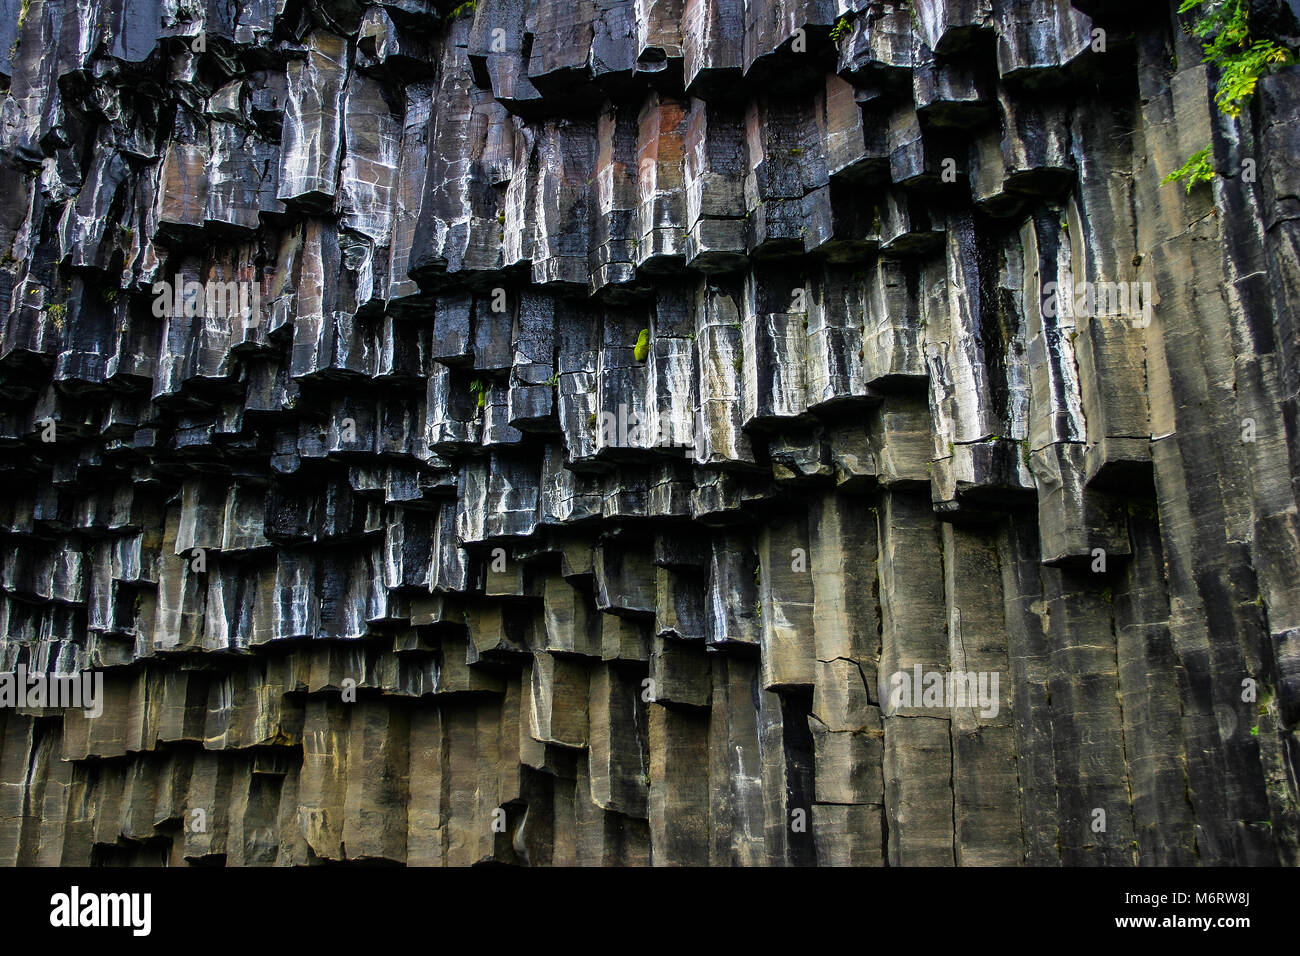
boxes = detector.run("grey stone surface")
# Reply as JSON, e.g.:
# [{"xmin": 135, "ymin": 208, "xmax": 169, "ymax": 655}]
[{"xmin": 0, "ymin": 0, "xmax": 1297, "ymax": 868}]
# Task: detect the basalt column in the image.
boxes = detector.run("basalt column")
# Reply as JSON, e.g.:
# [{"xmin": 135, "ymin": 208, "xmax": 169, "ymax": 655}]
[{"xmin": 0, "ymin": 0, "xmax": 1298, "ymax": 867}]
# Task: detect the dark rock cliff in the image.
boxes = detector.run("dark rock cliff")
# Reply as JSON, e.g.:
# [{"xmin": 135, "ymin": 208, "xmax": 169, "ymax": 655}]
[{"xmin": 0, "ymin": 0, "xmax": 1298, "ymax": 866}]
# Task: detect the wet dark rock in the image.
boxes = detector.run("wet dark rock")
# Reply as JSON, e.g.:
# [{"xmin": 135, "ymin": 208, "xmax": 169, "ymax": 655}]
[{"xmin": 0, "ymin": 0, "xmax": 1298, "ymax": 869}]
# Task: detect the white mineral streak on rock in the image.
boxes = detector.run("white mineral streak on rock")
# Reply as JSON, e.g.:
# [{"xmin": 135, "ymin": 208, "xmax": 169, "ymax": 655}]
[
  {"xmin": 278, "ymin": 32, "xmax": 348, "ymax": 206},
  {"xmin": 340, "ymin": 72, "xmax": 400, "ymax": 245}
]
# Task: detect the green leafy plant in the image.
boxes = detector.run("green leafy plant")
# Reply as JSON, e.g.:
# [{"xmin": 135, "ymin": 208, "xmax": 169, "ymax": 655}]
[
  {"xmin": 469, "ymin": 377, "xmax": 487, "ymax": 409},
  {"xmin": 1186, "ymin": 0, "xmax": 1295, "ymax": 114},
  {"xmin": 448, "ymin": 0, "xmax": 476, "ymax": 19},
  {"xmin": 1258, "ymin": 687, "xmax": 1275, "ymax": 715},
  {"xmin": 1163, "ymin": 145, "xmax": 1216, "ymax": 192},
  {"xmin": 633, "ymin": 328, "xmax": 650, "ymax": 362},
  {"xmin": 829, "ymin": 15, "xmax": 853, "ymax": 43},
  {"xmin": 1165, "ymin": 1, "xmax": 1297, "ymax": 189},
  {"xmin": 1215, "ymin": 37, "xmax": 1294, "ymax": 113}
]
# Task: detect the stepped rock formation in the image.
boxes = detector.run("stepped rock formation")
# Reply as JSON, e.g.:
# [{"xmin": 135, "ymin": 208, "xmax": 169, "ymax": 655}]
[{"xmin": 1, "ymin": 0, "xmax": 1299, "ymax": 867}]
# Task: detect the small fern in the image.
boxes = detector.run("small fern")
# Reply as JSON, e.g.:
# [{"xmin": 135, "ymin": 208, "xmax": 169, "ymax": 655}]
[
  {"xmin": 1162, "ymin": 145, "xmax": 1215, "ymax": 192},
  {"xmin": 469, "ymin": 377, "xmax": 487, "ymax": 409},
  {"xmin": 1166, "ymin": 0, "xmax": 1297, "ymax": 189},
  {"xmin": 1213, "ymin": 38, "xmax": 1293, "ymax": 115}
]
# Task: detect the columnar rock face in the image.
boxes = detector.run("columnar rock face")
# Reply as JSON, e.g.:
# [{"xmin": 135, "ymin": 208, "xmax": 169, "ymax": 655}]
[{"xmin": 0, "ymin": 0, "xmax": 1298, "ymax": 867}]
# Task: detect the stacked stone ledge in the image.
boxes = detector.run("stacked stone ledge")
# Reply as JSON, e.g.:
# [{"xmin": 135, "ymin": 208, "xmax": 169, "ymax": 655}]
[{"xmin": 0, "ymin": 0, "xmax": 1297, "ymax": 866}]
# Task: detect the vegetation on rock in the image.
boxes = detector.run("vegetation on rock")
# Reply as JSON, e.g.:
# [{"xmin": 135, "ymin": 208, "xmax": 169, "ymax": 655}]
[{"xmin": 1165, "ymin": 0, "xmax": 1297, "ymax": 189}]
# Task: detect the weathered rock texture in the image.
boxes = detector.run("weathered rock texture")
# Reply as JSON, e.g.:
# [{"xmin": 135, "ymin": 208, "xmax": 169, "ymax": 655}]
[{"xmin": 1, "ymin": 0, "xmax": 1299, "ymax": 866}]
